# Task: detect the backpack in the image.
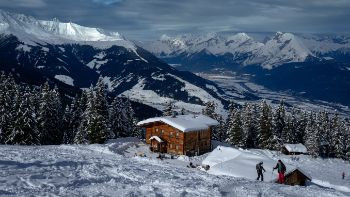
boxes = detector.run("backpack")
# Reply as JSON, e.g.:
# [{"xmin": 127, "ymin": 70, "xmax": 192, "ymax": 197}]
[
  {"xmin": 281, "ymin": 162, "xmax": 286, "ymax": 172},
  {"xmin": 256, "ymin": 164, "xmax": 261, "ymax": 171}
]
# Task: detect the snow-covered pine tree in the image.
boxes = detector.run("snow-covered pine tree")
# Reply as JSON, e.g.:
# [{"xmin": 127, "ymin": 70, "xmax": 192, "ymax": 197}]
[
  {"xmin": 241, "ymin": 103, "xmax": 256, "ymax": 148},
  {"xmin": 62, "ymin": 105, "xmax": 73, "ymax": 144},
  {"xmin": 0, "ymin": 73, "xmax": 18, "ymax": 144},
  {"xmin": 295, "ymin": 110, "xmax": 307, "ymax": 144},
  {"xmin": 180, "ymin": 108, "xmax": 186, "ymax": 115},
  {"xmin": 317, "ymin": 111, "xmax": 331, "ymax": 157},
  {"xmin": 215, "ymin": 115, "xmax": 227, "ymax": 142},
  {"xmin": 109, "ymin": 97, "xmax": 123, "ymax": 138},
  {"xmin": 258, "ymin": 100, "xmax": 274, "ymax": 149},
  {"xmin": 123, "ymin": 98, "xmax": 137, "ymax": 138},
  {"xmin": 163, "ymin": 101, "xmax": 174, "ymax": 116},
  {"xmin": 202, "ymin": 101, "xmax": 216, "ymax": 119},
  {"xmin": 8, "ymin": 87, "xmax": 39, "ymax": 145},
  {"xmin": 330, "ymin": 113, "xmax": 346, "ymax": 158},
  {"xmin": 70, "ymin": 92, "xmax": 87, "ymax": 144},
  {"xmin": 39, "ymin": 84, "xmax": 63, "ymax": 145},
  {"xmin": 272, "ymin": 101, "xmax": 286, "ymax": 149},
  {"xmin": 75, "ymin": 89, "xmax": 92, "ymax": 144},
  {"xmin": 304, "ymin": 112, "xmax": 319, "ymax": 157},
  {"xmin": 87, "ymin": 77, "xmax": 109, "ymax": 144},
  {"xmin": 227, "ymin": 107, "xmax": 244, "ymax": 147}
]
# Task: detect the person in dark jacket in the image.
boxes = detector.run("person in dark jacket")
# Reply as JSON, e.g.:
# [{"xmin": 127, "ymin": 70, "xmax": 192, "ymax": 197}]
[
  {"xmin": 256, "ymin": 161, "xmax": 266, "ymax": 181},
  {"xmin": 273, "ymin": 160, "xmax": 286, "ymax": 184}
]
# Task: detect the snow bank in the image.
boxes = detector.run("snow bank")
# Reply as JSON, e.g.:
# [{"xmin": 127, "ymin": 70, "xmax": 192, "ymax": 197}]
[{"xmin": 203, "ymin": 146, "xmax": 295, "ymax": 182}]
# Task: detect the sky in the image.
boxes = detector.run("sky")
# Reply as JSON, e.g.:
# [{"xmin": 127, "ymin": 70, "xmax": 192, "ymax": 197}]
[{"xmin": 0, "ymin": 0, "xmax": 350, "ymax": 40}]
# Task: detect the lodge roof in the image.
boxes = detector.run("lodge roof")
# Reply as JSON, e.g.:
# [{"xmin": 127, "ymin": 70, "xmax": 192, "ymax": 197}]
[
  {"xmin": 283, "ymin": 143, "xmax": 308, "ymax": 153},
  {"xmin": 137, "ymin": 114, "xmax": 219, "ymax": 132}
]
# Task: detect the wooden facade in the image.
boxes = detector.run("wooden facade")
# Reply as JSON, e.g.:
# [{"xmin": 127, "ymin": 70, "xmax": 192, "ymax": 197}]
[
  {"xmin": 144, "ymin": 122, "xmax": 212, "ymax": 156},
  {"xmin": 276, "ymin": 169, "xmax": 311, "ymax": 186}
]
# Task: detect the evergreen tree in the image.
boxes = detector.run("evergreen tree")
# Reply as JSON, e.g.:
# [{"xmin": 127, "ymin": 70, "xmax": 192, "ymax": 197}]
[
  {"xmin": 272, "ymin": 101, "xmax": 286, "ymax": 149},
  {"xmin": 0, "ymin": 74, "xmax": 18, "ymax": 144},
  {"xmin": 227, "ymin": 108, "xmax": 244, "ymax": 147},
  {"xmin": 86, "ymin": 78, "xmax": 109, "ymax": 144},
  {"xmin": 317, "ymin": 111, "xmax": 331, "ymax": 157},
  {"xmin": 258, "ymin": 101, "xmax": 274, "ymax": 149},
  {"xmin": 38, "ymin": 83, "xmax": 63, "ymax": 145},
  {"xmin": 330, "ymin": 113, "xmax": 346, "ymax": 158},
  {"xmin": 241, "ymin": 103, "xmax": 256, "ymax": 148},
  {"xmin": 8, "ymin": 87, "xmax": 39, "ymax": 145},
  {"xmin": 296, "ymin": 111, "xmax": 307, "ymax": 144},
  {"xmin": 304, "ymin": 112, "xmax": 319, "ymax": 157},
  {"xmin": 180, "ymin": 107, "xmax": 186, "ymax": 115},
  {"xmin": 163, "ymin": 101, "xmax": 174, "ymax": 116},
  {"xmin": 75, "ymin": 89, "xmax": 92, "ymax": 144}
]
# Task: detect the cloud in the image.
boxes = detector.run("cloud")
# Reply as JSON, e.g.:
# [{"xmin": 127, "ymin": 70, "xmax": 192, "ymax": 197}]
[
  {"xmin": 0, "ymin": 0, "xmax": 349, "ymax": 40},
  {"xmin": 92, "ymin": 0, "xmax": 123, "ymax": 5},
  {"xmin": 0, "ymin": 0, "xmax": 45, "ymax": 8}
]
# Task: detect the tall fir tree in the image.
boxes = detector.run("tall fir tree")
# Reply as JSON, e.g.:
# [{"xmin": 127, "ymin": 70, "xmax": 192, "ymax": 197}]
[
  {"xmin": 304, "ymin": 112, "xmax": 319, "ymax": 157},
  {"xmin": 163, "ymin": 101, "xmax": 175, "ymax": 116},
  {"xmin": 241, "ymin": 103, "xmax": 256, "ymax": 148},
  {"xmin": 258, "ymin": 101, "xmax": 274, "ymax": 149},
  {"xmin": 330, "ymin": 113, "xmax": 346, "ymax": 158},
  {"xmin": 86, "ymin": 78, "xmax": 109, "ymax": 144},
  {"xmin": 0, "ymin": 74, "xmax": 18, "ymax": 144},
  {"xmin": 8, "ymin": 87, "xmax": 39, "ymax": 145},
  {"xmin": 272, "ymin": 101, "xmax": 286, "ymax": 149},
  {"xmin": 227, "ymin": 108, "xmax": 244, "ymax": 147}
]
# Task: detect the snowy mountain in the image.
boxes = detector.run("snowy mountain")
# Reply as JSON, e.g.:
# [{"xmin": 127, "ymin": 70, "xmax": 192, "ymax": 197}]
[
  {"xmin": 140, "ymin": 32, "xmax": 350, "ymax": 69},
  {"xmin": 0, "ymin": 10, "xmax": 228, "ymax": 114}
]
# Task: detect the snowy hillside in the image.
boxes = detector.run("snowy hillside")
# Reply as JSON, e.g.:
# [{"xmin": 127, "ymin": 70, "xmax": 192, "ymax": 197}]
[
  {"xmin": 0, "ymin": 138, "xmax": 348, "ymax": 196},
  {"xmin": 0, "ymin": 9, "xmax": 227, "ymax": 115},
  {"xmin": 141, "ymin": 32, "xmax": 350, "ymax": 68}
]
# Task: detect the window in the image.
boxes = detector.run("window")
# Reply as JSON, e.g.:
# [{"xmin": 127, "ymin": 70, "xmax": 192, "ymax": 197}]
[
  {"xmin": 176, "ymin": 145, "xmax": 179, "ymax": 150},
  {"xmin": 170, "ymin": 144, "xmax": 173, "ymax": 149},
  {"xmin": 170, "ymin": 132, "xmax": 173, "ymax": 137},
  {"xmin": 155, "ymin": 128, "xmax": 159, "ymax": 132},
  {"xmin": 161, "ymin": 130, "xmax": 164, "ymax": 136},
  {"xmin": 176, "ymin": 132, "xmax": 179, "ymax": 139}
]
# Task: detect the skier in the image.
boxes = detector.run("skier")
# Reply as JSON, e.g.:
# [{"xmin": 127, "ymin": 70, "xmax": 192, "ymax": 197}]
[
  {"xmin": 342, "ymin": 172, "xmax": 345, "ymax": 180},
  {"xmin": 273, "ymin": 159, "xmax": 286, "ymax": 184},
  {"xmin": 256, "ymin": 161, "xmax": 266, "ymax": 181}
]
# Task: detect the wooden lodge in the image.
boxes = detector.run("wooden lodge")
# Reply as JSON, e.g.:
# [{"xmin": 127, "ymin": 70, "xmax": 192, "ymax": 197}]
[
  {"xmin": 282, "ymin": 143, "xmax": 308, "ymax": 155},
  {"xmin": 275, "ymin": 168, "xmax": 312, "ymax": 186},
  {"xmin": 137, "ymin": 114, "xmax": 219, "ymax": 156}
]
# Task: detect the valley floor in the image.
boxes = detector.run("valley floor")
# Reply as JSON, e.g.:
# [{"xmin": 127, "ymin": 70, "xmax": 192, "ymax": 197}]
[{"xmin": 0, "ymin": 138, "xmax": 349, "ymax": 197}]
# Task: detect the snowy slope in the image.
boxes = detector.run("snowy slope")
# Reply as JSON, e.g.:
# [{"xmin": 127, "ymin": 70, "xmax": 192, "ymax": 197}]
[
  {"xmin": 0, "ymin": 9, "xmax": 228, "ymax": 115},
  {"xmin": 0, "ymin": 138, "xmax": 347, "ymax": 196},
  {"xmin": 202, "ymin": 145, "xmax": 350, "ymax": 194}
]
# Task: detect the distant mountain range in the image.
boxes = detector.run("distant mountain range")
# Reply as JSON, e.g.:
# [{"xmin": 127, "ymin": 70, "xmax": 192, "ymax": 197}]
[
  {"xmin": 140, "ymin": 32, "xmax": 350, "ymax": 69},
  {"xmin": 139, "ymin": 32, "xmax": 350, "ymax": 106},
  {"xmin": 0, "ymin": 9, "xmax": 228, "ymax": 115}
]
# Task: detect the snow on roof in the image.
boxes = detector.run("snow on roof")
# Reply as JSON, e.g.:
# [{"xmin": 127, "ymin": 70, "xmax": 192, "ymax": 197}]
[
  {"xmin": 283, "ymin": 144, "xmax": 307, "ymax": 153},
  {"xmin": 137, "ymin": 114, "xmax": 219, "ymax": 132},
  {"xmin": 149, "ymin": 136, "xmax": 163, "ymax": 143}
]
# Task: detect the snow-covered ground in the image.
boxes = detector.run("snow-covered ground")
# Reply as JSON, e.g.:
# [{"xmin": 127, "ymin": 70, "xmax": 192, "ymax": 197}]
[{"xmin": 0, "ymin": 138, "xmax": 349, "ymax": 196}]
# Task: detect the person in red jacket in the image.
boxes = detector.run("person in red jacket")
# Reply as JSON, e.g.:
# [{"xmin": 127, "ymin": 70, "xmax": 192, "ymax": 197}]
[{"xmin": 273, "ymin": 160, "xmax": 286, "ymax": 184}]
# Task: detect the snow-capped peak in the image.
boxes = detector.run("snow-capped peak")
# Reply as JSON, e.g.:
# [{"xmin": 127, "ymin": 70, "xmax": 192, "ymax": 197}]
[
  {"xmin": 256, "ymin": 32, "xmax": 314, "ymax": 68},
  {"xmin": 0, "ymin": 9, "xmax": 134, "ymax": 49}
]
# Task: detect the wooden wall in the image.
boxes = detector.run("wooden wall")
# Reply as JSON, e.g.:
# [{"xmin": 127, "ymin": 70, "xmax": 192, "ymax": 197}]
[{"xmin": 144, "ymin": 122, "xmax": 212, "ymax": 156}]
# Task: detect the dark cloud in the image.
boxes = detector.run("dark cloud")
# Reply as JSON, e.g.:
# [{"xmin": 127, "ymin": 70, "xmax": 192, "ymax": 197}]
[{"xmin": 1, "ymin": 0, "xmax": 349, "ymax": 40}]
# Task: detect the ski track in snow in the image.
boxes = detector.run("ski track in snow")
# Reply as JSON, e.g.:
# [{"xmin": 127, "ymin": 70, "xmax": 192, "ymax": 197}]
[{"xmin": 0, "ymin": 139, "xmax": 348, "ymax": 197}]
